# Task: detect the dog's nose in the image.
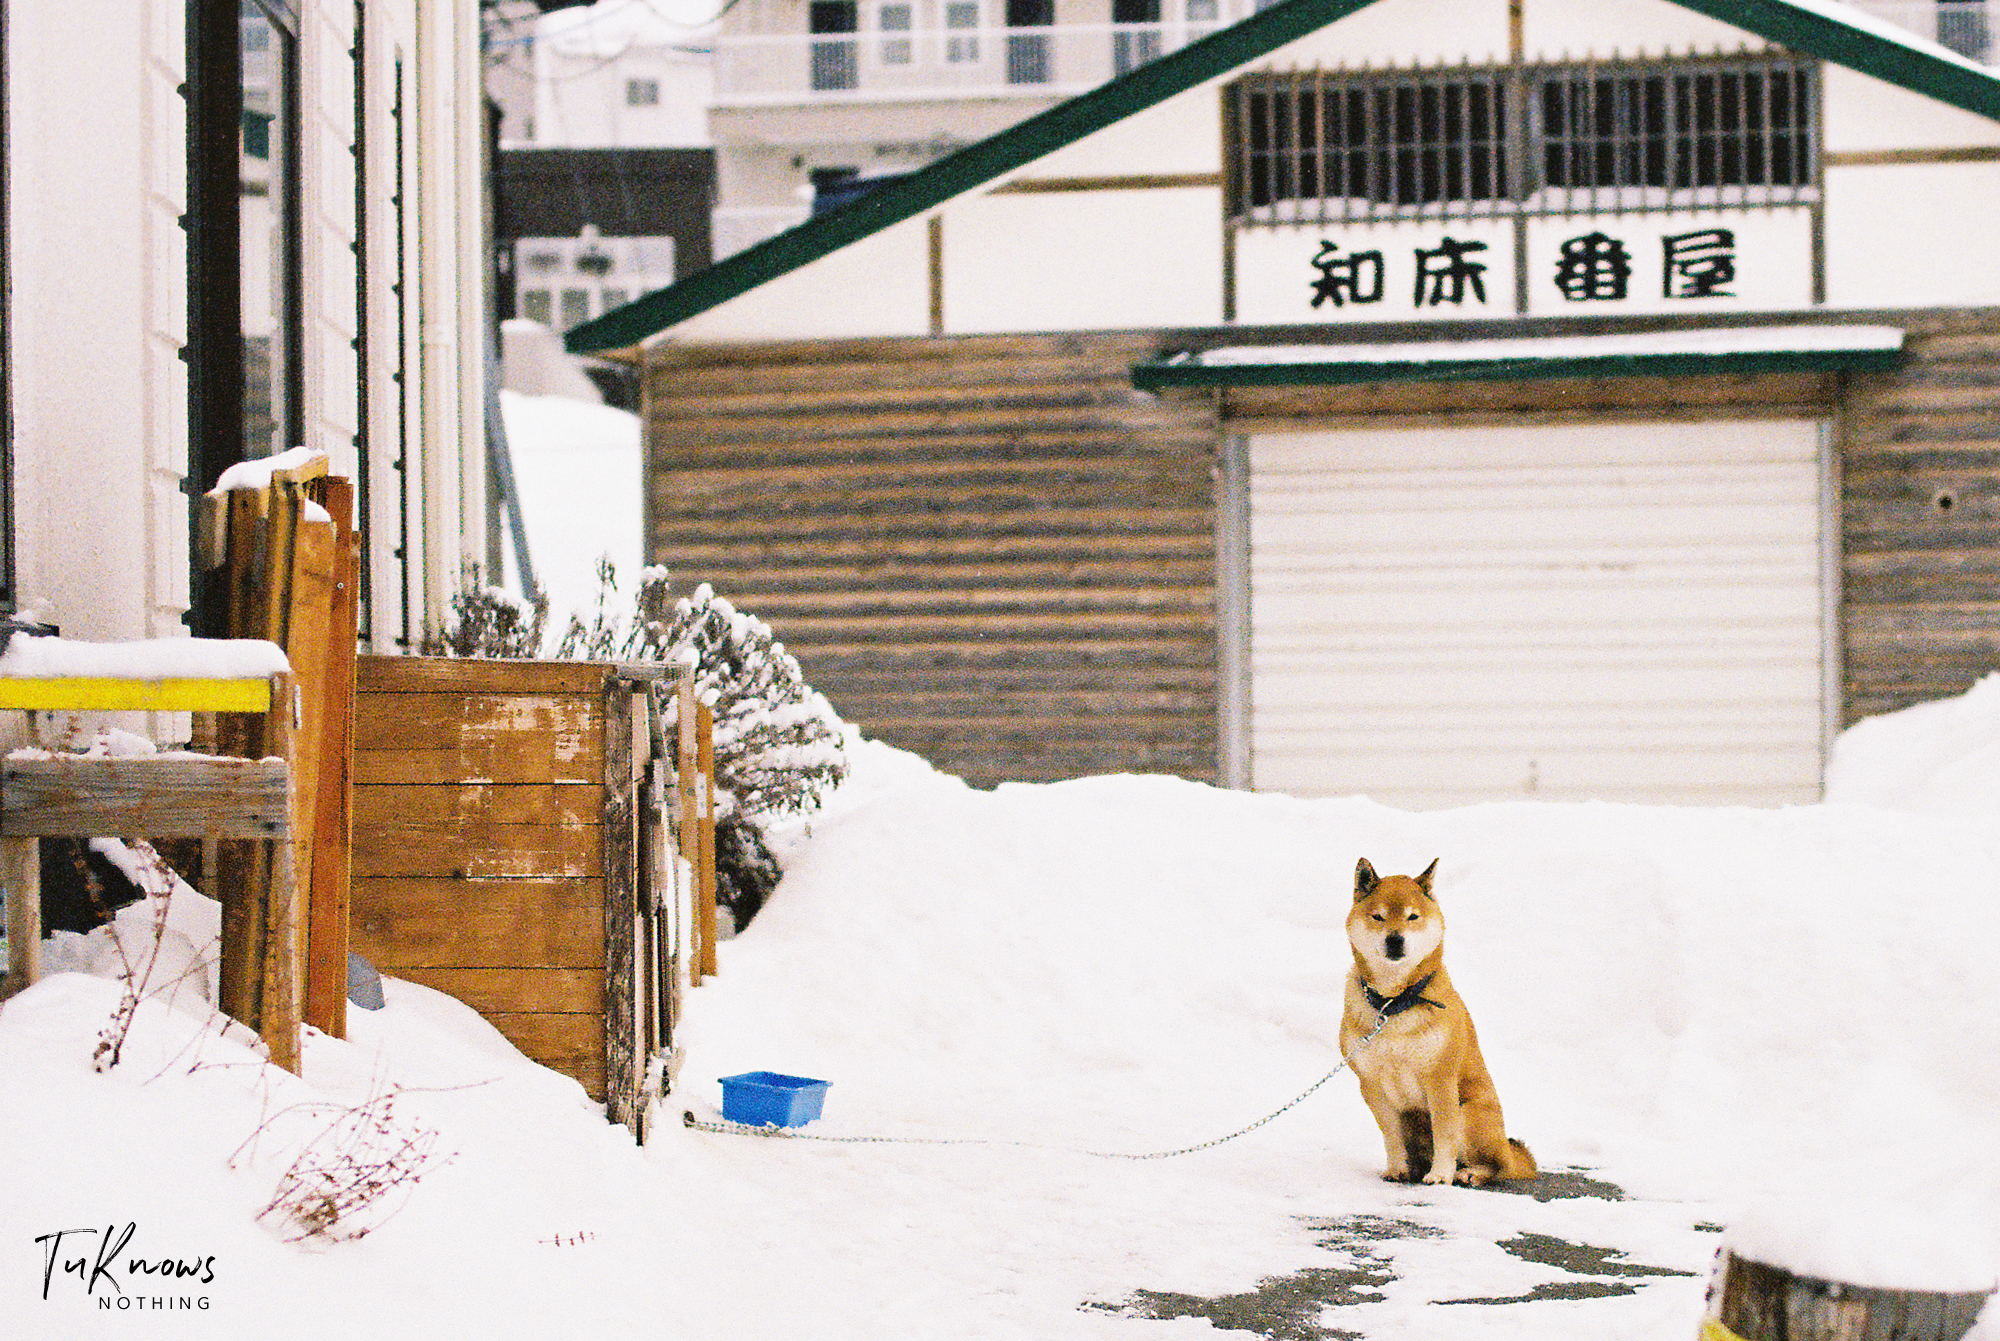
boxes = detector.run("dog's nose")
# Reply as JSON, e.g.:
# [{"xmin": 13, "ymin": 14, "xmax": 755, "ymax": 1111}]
[{"xmin": 1384, "ymin": 933, "xmax": 1405, "ymax": 960}]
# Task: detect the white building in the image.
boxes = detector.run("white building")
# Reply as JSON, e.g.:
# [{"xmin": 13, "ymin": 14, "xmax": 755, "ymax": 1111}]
[{"xmin": 8, "ymin": 0, "xmax": 490, "ymax": 654}]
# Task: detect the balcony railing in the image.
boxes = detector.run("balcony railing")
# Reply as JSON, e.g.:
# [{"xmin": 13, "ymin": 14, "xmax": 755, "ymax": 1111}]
[
  {"xmin": 713, "ymin": 16, "xmax": 1239, "ymax": 102},
  {"xmin": 713, "ymin": 5, "xmax": 1998, "ymax": 106},
  {"xmin": 1846, "ymin": 0, "xmax": 1995, "ymax": 62}
]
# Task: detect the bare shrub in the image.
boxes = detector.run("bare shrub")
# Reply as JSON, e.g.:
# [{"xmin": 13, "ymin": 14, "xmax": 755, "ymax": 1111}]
[
  {"xmin": 236, "ymin": 1085, "xmax": 451, "ymax": 1244},
  {"xmin": 86, "ymin": 841, "xmax": 211, "ymax": 1073}
]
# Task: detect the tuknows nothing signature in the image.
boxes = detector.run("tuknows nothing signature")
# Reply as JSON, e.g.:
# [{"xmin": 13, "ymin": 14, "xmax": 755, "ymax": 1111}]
[{"xmin": 36, "ymin": 1223, "xmax": 217, "ymax": 1304}]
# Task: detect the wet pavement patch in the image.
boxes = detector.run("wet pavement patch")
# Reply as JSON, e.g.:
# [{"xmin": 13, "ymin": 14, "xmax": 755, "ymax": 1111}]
[
  {"xmin": 1084, "ymin": 1216, "xmax": 1440, "ymax": 1341},
  {"xmin": 1492, "ymin": 1167, "xmax": 1626, "ymax": 1202},
  {"xmin": 1432, "ymin": 1231, "xmax": 1698, "ymax": 1305},
  {"xmin": 1083, "ymin": 1170, "xmax": 1698, "ymax": 1340}
]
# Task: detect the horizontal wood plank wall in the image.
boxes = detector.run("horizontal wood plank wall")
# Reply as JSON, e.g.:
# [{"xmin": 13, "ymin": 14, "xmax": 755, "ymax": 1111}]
[
  {"xmin": 1841, "ymin": 312, "xmax": 2000, "ymax": 723},
  {"xmin": 350, "ymin": 656, "xmax": 610, "ymax": 1098},
  {"xmin": 643, "ymin": 333, "xmax": 1222, "ymax": 786}
]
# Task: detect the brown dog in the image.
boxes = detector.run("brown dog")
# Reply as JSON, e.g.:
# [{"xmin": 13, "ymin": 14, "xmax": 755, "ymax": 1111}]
[{"xmin": 1340, "ymin": 858, "xmax": 1536, "ymax": 1186}]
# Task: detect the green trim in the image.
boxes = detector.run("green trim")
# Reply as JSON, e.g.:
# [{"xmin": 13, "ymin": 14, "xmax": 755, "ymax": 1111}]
[
  {"xmin": 567, "ymin": 0, "xmax": 2000, "ymax": 354},
  {"xmin": 1130, "ymin": 345, "xmax": 1905, "ymax": 389}
]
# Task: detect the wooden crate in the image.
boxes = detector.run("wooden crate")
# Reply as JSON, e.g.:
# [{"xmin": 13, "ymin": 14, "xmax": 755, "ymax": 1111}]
[{"xmin": 350, "ymin": 656, "xmax": 648, "ymax": 1111}]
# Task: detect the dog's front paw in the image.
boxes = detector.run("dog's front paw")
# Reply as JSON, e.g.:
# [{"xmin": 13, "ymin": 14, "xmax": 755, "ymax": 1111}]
[
  {"xmin": 1381, "ymin": 1167, "xmax": 1416, "ymax": 1184},
  {"xmin": 1420, "ymin": 1167, "xmax": 1454, "ymax": 1185}
]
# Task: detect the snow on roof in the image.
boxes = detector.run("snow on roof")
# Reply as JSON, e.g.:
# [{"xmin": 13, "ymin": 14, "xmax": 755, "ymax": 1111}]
[
  {"xmin": 0, "ymin": 635, "xmax": 291, "ymax": 680},
  {"xmin": 541, "ymin": 0, "xmax": 718, "ymax": 58},
  {"xmin": 1181, "ymin": 324, "xmax": 1907, "ymax": 369}
]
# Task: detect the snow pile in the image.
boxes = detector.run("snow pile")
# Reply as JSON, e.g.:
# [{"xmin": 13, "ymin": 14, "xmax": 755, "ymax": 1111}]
[
  {"xmin": 496, "ymin": 388, "xmax": 642, "ymax": 646},
  {"xmin": 1727, "ymin": 1192, "xmax": 2000, "ymax": 1294},
  {"xmin": 209, "ymin": 447, "xmax": 328, "ymax": 494},
  {"xmin": 1825, "ymin": 672, "xmax": 2000, "ymax": 827}
]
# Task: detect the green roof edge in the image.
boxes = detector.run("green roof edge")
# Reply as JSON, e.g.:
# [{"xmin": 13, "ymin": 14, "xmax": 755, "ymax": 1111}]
[
  {"xmin": 1129, "ymin": 344, "xmax": 1906, "ymax": 389},
  {"xmin": 1673, "ymin": 0, "xmax": 2000, "ymax": 121},
  {"xmin": 564, "ymin": 0, "xmax": 1380, "ymax": 353},
  {"xmin": 566, "ymin": 0, "xmax": 2000, "ymax": 354}
]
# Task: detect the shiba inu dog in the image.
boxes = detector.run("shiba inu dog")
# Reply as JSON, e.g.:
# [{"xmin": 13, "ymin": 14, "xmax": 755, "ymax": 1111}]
[{"xmin": 1340, "ymin": 858, "xmax": 1536, "ymax": 1187}]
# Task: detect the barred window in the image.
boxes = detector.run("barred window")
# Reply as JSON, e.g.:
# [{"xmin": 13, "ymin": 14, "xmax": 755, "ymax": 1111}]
[
  {"xmin": 1228, "ymin": 54, "xmax": 1818, "ymax": 226},
  {"xmin": 1237, "ymin": 71, "xmax": 1511, "ymax": 216}
]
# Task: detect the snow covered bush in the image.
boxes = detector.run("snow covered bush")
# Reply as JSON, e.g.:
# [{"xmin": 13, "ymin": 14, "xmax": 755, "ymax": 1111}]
[
  {"xmin": 648, "ymin": 576, "xmax": 848, "ymax": 933},
  {"xmin": 422, "ymin": 563, "xmax": 548, "ymax": 659},
  {"xmin": 236, "ymin": 1086, "xmax": 450, "ymax": 1244},
  {"xmin": 660, "ymin": 580, "xmax": 848, "ymax": 821}
]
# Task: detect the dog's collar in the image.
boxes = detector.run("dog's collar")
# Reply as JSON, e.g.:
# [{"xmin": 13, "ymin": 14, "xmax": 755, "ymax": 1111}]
[{"xmin": 1364, "ymin": 972, "xmax": 1445, "ymax": 1018}]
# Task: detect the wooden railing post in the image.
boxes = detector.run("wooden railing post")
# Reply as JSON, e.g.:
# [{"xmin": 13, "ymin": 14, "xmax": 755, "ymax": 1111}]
[
  {"xmin": 1, "ymin": 834, "xmax": 39, "ymax": 1002},
  {"xmin": 676, "ymin": 665, "xmax": 706, "ymax": 981},
  {"xmin": 696, "ymin": 699, "xmax": 718, "ymax": 980}
]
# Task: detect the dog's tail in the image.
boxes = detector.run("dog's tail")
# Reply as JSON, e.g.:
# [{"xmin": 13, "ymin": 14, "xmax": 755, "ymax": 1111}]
[{"xmin": 1499, "ymin": 1137, "xmax": 1538, "ymax": 1181}]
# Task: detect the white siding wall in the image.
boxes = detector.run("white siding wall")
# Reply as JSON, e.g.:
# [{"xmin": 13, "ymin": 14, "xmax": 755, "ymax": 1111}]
[
  {"xmin": 7, "ymin": 0, "xmax": 484, "ymax": 658},
  {"xmin": 10, "ymin": 0, "xmax": 183, "ymax": 643},
  {"xmin": 1245, "ymin": 421, "xmax": 1829, "ymax": 808}
]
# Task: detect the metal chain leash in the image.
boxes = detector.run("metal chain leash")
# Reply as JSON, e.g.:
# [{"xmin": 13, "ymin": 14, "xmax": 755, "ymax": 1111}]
[{"xmin": 681, "ymin": 1010, "xmax": 1392, "ymax": 1161}]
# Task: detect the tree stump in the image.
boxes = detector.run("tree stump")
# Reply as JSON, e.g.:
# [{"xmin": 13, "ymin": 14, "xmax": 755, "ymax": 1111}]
[{"xmin": 1707, "ymin": 1251, "xmax": 1993, "ymax": 1341}]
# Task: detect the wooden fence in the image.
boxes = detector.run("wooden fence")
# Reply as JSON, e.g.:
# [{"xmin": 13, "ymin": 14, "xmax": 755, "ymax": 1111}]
[
  {"xmin": 192, "ymin": 454, "xmax": 360, "ymax": 1063},
  {"xmin": 349, "ymin": 656, "xmax": 717, "ymax": 1139}
]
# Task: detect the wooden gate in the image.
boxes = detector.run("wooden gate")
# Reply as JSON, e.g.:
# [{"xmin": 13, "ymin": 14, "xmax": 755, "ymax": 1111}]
[{"xmin": 349, "ymin": 656, "xmax": 715, "ymax": 1139}]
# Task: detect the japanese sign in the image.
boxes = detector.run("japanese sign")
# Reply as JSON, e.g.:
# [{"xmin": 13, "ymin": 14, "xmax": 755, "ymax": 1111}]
[{"xmin": 1236, "ymin": 210, "xmax": 1813, "ymax": 324}]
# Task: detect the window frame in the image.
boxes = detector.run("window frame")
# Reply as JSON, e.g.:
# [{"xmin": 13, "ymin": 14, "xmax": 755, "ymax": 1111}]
[{"xmin": 186, "ymin": 0, "xmax": 305, "ymax": 636}]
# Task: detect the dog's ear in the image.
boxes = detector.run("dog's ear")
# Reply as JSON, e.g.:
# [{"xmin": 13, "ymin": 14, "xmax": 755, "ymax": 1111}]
[
  {"xmin": 1354, "ymin": 858, "xmax": 1379, "ymax": 900},
  {"xmin": 1415, "ymin": 858, "xmax": 1439, "ymax": 894}
]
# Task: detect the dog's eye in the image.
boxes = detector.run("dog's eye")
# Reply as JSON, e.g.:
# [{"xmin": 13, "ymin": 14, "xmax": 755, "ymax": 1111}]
[
  {"xmin": 1405, "ymin": 912, "xmax": 1419, "ymax": 922},
  {"xmin": 1370, "ymin": 912, "xmax": 1385, "ymax": 922}
]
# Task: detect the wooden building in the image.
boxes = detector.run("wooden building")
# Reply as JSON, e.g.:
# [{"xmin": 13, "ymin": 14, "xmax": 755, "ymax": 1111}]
[{"xmin": 569, "ymin": 0, "xmax": 2000, "ymax": 807}]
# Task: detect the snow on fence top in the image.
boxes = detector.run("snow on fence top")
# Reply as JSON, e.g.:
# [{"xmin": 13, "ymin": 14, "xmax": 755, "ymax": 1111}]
[
  {"xmin": 211, "ymin": 446, "xmax": 329, "ymax": 494},
  {"xmin": 0, "ymin": 635, "xmax": 291, "ymax": 680}
]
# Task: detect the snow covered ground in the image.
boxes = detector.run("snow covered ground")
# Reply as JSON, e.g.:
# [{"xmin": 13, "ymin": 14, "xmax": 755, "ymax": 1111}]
[
  {"xmin": 7, "ymin": 672, "xmax": 2000, "ymax": 1338},
  {"xmin": 10, "ymin": 390, "xmax": 2000, "ymax": 1335}
]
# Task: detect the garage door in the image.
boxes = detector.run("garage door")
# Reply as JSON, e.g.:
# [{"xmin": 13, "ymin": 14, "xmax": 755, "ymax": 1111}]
[{"xmin": 1246, "ymin": 421, "xmax": 1830, "ymax": 808}]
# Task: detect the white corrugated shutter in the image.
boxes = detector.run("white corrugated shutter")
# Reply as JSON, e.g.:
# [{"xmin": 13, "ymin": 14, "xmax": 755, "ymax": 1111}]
[{"xmin": 1247, "ymin": 420, "xmax": 1828, "ymax": 808}]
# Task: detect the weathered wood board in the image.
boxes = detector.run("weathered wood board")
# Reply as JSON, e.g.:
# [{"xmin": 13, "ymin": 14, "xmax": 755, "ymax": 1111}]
[
  {"xmin": 1, "ymin": 757, "xmax": 290, "ymax": 839},
  {"xmin": 643, "ymin": 331, "xmax": 1221, "ymax": 787},
  {"xmin": 350, "ymin": 657, "xmax": 611, "ymax": 1099}
]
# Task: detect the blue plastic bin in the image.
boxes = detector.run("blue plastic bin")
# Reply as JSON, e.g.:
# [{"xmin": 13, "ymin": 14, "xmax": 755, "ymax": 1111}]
[{"xmin": 718, "ymin": 1072, "xmax": 831, "ymax": 1128}]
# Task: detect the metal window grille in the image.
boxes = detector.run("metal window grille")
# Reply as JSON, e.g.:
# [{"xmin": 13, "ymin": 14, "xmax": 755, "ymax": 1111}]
[
  {"xmin": 1005, "ymin": 0, "xmax": 1052, "ymax": 85},
  {"xmin": 1228, "ymin": 53, "xmax": 1818, "ymax": 227},
  {"xmin": 1537, "ymin": 56, "xmax": 1817, "ymax": 214}
]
